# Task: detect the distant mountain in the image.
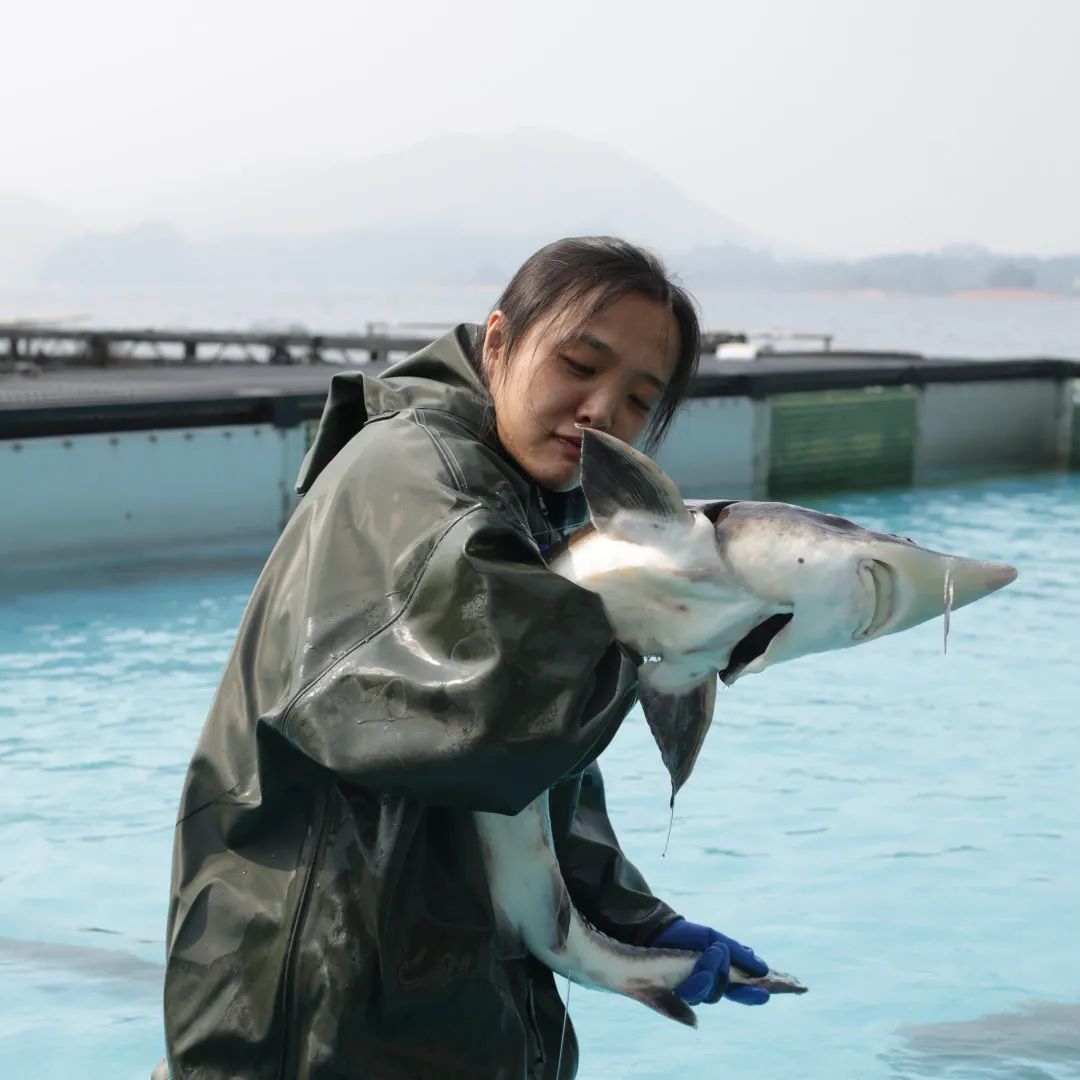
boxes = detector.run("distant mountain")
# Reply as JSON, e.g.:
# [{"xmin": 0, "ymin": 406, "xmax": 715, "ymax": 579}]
[
  {"xmin": 203, "ymin": 226, "xmax": 543, "ymax": 288},
  {"xmin": 160, "ymin": 127, "xmax": 763, "ymax": 253},
  {"xmin": 0, "ymin": 193, "xmax": 78, "ymax": 287},
  {"xmin": 681, "ymin": 243, "xmax": 1080, "ymax": 296},
  {"xmin": 12, "ymin": 123, "xmax": 1080, "ymax": 296},
  {"xmin": 24, "ymin": 128, "xmax": 765, "ymax": 290},
  {"xmin": 29, "ymin": 221, "xmax": 1080, "ymax": 296},
  {"xmin": 39, "ymin": 223, "xmax": 205, "ymax": 287}
]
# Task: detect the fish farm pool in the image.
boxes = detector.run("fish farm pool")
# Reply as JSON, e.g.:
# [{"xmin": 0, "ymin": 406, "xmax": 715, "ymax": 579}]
[{"xmin": 2, "ymin": 473, "xmax": 1078, "ymax": 1079}]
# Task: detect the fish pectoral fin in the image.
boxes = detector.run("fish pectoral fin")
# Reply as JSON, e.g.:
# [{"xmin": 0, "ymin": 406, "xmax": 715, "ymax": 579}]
[
  {"xmin": 627, "ymin": 986, "xmax": 698, "ymax": 1028},
  {"xmin": 580, "ymin": 429, "xmax": 688, "ymax": 530},
  {"xmin": 638, "ymin": 663, "xmax": 719, "ymax": 800}
]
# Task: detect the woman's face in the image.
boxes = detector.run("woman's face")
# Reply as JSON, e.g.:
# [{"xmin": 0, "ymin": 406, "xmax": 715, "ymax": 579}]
[{"xmin": 483, "ymin": 293, "xmax": 680, "ymax": 491}]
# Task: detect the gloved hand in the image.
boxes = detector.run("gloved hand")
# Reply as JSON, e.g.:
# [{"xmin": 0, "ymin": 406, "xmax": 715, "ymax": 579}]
[{"xmin": 652, "ymin": 918, "xmax": 771, "ymax": 1006}]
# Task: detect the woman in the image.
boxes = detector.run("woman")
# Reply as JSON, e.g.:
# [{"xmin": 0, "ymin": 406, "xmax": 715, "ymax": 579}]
[{"xmin": 161, "ymin": 237, "xmax": 769, "ymax": 1079}]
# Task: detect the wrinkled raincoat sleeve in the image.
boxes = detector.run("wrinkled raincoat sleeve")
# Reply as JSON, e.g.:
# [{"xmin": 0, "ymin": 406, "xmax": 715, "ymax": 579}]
[
  {"xmin": 269, "ymin": 416, "xmax": 638, "ymax": 816},
  {"xmin": 552, "ymin": 762, "xmax": 680, "ymax": 946}
]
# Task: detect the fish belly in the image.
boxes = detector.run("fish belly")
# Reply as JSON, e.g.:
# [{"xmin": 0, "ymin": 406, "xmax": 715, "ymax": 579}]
[{"xmin": 473, "ymin": 794, "xmax": 698, "ymax": 1025}]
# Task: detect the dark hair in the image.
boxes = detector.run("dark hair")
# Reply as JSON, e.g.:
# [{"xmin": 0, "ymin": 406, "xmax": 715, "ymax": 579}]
[{"xmin": 479, "ymin": 236, "xmax": 701, "ymax": 453}]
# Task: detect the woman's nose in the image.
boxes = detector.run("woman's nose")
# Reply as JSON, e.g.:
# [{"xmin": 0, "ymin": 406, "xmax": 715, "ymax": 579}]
[{"xmin": 576, "ymin": 391, "xmax": 615, "ymax": 431}]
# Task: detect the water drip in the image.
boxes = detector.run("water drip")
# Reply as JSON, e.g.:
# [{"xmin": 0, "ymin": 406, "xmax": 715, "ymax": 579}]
[
  {"xmin": 943, "ymin": 560, "xmax": 956, "ymax": 654},
  {"xmin": 555, "ymin": 975, "xmax": 572, "ymax": 1079},
  {"xmin": 662, "ymin": 790, "xmax": 675, "ymax": 858}
]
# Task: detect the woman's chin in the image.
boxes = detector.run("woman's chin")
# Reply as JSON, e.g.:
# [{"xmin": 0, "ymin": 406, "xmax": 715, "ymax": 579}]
[
  {"xmin": 533, "ymin": 458, "xmax": 581, "ymax": 492},
  {"xmin": 504, "ymin": 439, "xmax": 581, "ymax": 492}
]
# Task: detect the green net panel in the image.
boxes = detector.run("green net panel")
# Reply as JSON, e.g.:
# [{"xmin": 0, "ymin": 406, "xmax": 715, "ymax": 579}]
[{"xmin": 768, "ymin": 387, "xmax": 917, "ymax": 496}]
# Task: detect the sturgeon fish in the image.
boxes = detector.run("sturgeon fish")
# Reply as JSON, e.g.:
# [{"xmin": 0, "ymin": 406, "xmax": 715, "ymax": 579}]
[{"xmin": 473, "ymin": 429, "xmax": 1017, "ymax": 1027}]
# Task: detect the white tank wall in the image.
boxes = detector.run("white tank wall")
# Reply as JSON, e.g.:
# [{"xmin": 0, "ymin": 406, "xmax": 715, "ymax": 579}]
[
  {"xmin": 1071, "ymin": 377, "xmax": 1080, "ymax": 466},
  {"xmin": 654, "ymin": 396, "xmax": 760, "ymax": 498},
  {"xmin": 0, "ymin": 425, "xmax": 305, "ymax": 566},
  {"xmin": 1, "ymin": 378, "xmax": 1074, "ymax": 565},
  {"xmin": 914, "ymin": 379, "xmax": 1070, "ymax": 482}
]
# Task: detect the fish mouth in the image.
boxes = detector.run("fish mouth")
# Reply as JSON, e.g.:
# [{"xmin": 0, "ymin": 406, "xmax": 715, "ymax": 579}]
[
  {"xmin": 855, "ymin": 559, "xmax": 896, "ymax": 640},
  {"xmin": 720, "ymin": 613, "xmax": 793, "ymax": 685}
]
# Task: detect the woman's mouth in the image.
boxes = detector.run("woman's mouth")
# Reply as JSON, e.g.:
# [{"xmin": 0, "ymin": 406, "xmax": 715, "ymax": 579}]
[{"xmin": 553, "ymin": 434, "xmax": 582, "ymax": 461}]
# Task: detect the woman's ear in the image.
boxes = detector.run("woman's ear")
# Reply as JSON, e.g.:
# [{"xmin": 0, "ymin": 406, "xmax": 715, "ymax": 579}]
[{"xmin": 483, "ymin": 310, "xmax": 507, "ymax": 378}]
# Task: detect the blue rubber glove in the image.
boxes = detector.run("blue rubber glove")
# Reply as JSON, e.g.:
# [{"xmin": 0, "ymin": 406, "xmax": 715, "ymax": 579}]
[{"xmin": 652, "ymin": 918, "xmax": 771, "ymax": 1006}]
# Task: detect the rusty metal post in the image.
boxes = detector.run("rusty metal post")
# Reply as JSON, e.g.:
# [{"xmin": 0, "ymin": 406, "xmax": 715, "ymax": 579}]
[{"xmin": 87, "ymin": 334, "xmax": 110, "ymax": 366}]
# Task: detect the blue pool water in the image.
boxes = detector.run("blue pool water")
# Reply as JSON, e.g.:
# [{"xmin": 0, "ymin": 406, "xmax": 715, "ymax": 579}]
[{"xmin": 2, "ymin": 475, "xmax": 1078, "ymax": 1079}]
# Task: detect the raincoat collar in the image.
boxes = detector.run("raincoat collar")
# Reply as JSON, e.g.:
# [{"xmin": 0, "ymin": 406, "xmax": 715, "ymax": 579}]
[{"xmin": 296, "ymin": 323, "xmax": 491, "ymax": 495}]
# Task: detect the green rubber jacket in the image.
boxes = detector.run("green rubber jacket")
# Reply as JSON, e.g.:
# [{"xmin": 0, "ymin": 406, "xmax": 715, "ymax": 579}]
[{"xmin": 162, "ymin": 325, "xmax": 678, "ymax": 1079}]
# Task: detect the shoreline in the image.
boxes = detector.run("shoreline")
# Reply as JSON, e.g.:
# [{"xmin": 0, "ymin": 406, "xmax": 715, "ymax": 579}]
[
  {"xmin": 947, "ymin": 287, "xmax": 1074, "ymax": 301},
  {"xmin": 762, "ymin": 286, "xmax": 1078, "ymax": 302}
]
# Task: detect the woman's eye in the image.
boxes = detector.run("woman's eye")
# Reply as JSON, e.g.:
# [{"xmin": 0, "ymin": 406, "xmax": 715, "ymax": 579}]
[
  {"xmin": 630, "ymin": 396, "xmax": 654, "ymax": 413},
  {"xmin": 562, "ymin": 355, "xmax": 594, "ymax": 377}
]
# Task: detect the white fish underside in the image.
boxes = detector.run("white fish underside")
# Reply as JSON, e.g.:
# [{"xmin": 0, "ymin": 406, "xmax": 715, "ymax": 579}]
[{"xmin": 472, "ymin": 795, "xmax": 803, "ymax": 1027}]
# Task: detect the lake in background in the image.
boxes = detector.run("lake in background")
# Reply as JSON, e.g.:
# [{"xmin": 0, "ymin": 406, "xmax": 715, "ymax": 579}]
[
  {"xmin": 1, "ymin": 473, "xmax": 1078, "ymax": 1079},
  {"xmin": 2, "ymin": 285, "xmax": 1080, "ymax": 360}
]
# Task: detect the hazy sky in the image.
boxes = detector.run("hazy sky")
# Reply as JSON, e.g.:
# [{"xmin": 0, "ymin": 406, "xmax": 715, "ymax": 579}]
[{"xmin": 4, "ymin": 0, "xmax": 1078, "ymax": 256}]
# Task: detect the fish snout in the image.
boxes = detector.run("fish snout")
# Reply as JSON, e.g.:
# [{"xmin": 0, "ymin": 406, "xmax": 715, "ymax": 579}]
[
  {"xmin": 940, "ymin": 558, "xmax": 1018, "ymax": 609},
  {"xmin": 867, "ymin": 547, "xmax": 1017, "ymax": 639}
]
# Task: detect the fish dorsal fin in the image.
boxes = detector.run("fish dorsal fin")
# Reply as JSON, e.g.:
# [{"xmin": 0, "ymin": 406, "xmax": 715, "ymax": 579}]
[
  {"xmin": 580, "ymin": 430, "xmax": 688, "ymax": 532},
  {"xmin": 638, "ymin": 665, "xmax": 719, "ymax": 803}
]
